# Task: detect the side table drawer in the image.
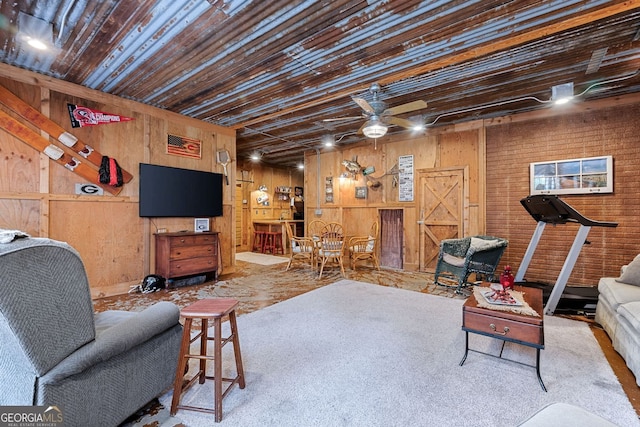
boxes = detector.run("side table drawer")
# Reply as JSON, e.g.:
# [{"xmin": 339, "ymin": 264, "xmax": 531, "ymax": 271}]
[{"xmin": 463, "ymin": 311, "xmax": 544, "ymax": 346}]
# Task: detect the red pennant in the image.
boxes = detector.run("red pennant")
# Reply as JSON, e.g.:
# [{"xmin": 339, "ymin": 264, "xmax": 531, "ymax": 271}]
[{"xmin": 67, "ymin": 104, "xmax": 134, "ymax": 128}]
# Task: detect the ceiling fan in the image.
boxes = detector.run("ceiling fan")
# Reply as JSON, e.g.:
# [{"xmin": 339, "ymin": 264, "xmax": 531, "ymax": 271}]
[{"xmin": 323, "ymin": 83, "xmax": 427, "ymax": 138}]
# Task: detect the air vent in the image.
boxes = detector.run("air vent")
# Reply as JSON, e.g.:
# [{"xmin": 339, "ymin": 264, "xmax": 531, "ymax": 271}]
[{"xmin": 586, "ymin": 48, "xmax": 607, "ymax": 75}]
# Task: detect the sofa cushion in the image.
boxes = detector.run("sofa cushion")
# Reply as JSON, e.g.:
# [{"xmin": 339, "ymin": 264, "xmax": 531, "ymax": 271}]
[
  {"xmin": 616, "ymin": 301, "xmax": 640, "ymax": 333},
  {"xmin": 616, "ymin": 254, "xmax": 640, "ymax": 286},
  {"xmin": 598, "ymin": 277, "xmax": 640, "ymax": 311}
]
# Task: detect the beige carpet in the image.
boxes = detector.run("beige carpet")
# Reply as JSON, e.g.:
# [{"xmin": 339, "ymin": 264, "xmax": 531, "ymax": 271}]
[
  {"xmin": 127, "ymin": 280, "xmax": 638, "ymax": 427},
  {"xmin": 235, "ymin": 251, "xmax": 289, "ymax": 265}
]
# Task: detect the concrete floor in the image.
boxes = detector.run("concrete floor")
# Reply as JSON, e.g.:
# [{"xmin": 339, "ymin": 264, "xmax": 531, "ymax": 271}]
[{"xmin": 95, "ymin": 254, "xmax": 640, "ymax": 418}]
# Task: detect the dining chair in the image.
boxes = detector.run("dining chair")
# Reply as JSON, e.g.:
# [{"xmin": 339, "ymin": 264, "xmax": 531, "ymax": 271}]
[
  {"xmin": 307, "ymin": 219, "xmax": 326, "ymax": 269},
  {"xmin": 307, "ymin": 219, "xmax": 326, "ymax": 239},
  {"xmin": 348, "ymin": 220, "xmax": 380, "ymax": 271},
  {"xmin": 284, "ymin": 221, "xmax": 315, "ymax": 271},
  {"xmin": 317, "ymin": 222, "xmax": 346, "ymax": 278}
]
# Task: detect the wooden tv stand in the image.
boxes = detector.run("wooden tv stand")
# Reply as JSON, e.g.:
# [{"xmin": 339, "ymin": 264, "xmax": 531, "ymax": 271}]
[{"xmin": 155, "ymin": 231, "xmax": 219, "ymax": 280}]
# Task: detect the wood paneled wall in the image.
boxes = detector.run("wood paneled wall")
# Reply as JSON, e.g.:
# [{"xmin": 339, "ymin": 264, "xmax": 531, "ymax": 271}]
[
  {"xmin": 0, "ymin": 65, "xmax": 236, "ymax": 298},
  {"xmin": 304, "ymin": 127, "xmax": 484, "ymax": 271},
  {"xmin": 235, "ymin": 161, "xmax": 303, "ymax": 252}
]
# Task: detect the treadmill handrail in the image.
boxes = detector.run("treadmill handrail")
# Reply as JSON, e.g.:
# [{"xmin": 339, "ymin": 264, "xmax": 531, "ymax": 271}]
[{"xmin": 520, "ymin": 195, "xmax": 618, "ymax": 228}]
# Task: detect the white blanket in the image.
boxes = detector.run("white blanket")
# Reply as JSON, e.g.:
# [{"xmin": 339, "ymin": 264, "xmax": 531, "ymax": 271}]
[{"xmin": 0, "ymin": 229, "xmax": 30, "ymax": 244}]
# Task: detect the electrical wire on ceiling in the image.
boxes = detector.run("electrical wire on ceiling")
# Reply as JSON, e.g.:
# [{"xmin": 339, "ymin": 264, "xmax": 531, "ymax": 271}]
[
  {"xmin": 423, "ymin": 70, "xmax": 640, "ymax": 127},
  {"xmin": 243, "ymin": 126, "xmax": 318, "ymax": 149}
]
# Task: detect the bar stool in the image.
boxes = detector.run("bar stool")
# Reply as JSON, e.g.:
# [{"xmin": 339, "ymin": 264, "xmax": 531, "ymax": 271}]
[
  {"xmin": 262, "ymin": 231, "xmax": 276, "ymax": 254},
  {"xmin": 273, "ymin": 231, "xmax": 284, "ymax": 255},
  {"xmin": 170, "ymin": 299, "xmax": 245, "ymax": 423},
  {"xmin": 252, "ymin": 230, "xmax": 265, "ymax": 252}
]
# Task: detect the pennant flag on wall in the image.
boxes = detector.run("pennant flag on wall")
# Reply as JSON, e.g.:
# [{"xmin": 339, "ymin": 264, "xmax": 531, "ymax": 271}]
[
  {"xmin": 167, "ymin": 134, "xmax": 202, "ymax": 159},
  {"xmin": 67, "ymin": 104, "xmax": 134, "ymax": 128}
]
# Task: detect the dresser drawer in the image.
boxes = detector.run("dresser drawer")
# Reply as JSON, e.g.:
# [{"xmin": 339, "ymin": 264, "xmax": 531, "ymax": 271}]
[
  {"xmin": 169, "ymin": 235, "xmax": 198, "ymax": 246},
  {"xmin": 169, "ymin": 256, "xmax": 216, "ymax": 277},
  {"xmin": 463, "ymin": 311, "xmax": 544, "ymax": 346},
  {"xmin": 170, "ymin": 244, "xmax": 216, "ymax": 260},
  {"xmin": 192, "ymin": 234, "xmax": 218, "ymax": 245}
]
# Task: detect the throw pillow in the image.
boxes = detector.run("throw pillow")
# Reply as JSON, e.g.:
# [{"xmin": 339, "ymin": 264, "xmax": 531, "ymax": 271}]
[
  {"xmin": 617, "ymin": 254, "xmax": 640, "ymax": 286},
  {"xmin": 470, "ymin": 237, "xmax": 500, "ymax": 252}
]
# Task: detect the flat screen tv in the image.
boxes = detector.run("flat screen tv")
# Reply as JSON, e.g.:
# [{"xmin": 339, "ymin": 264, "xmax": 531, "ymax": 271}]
[{"xmin": 139, "ymin": 163, "xmax": 223, "ymax": 217}]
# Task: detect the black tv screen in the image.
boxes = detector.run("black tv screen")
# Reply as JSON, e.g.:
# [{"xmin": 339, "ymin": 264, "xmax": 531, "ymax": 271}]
[{"xmin": 139, "ymin": 163, "xmax": 223, "ymax": 217}]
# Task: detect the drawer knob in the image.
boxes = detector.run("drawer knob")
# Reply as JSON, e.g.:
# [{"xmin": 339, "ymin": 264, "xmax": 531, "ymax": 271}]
[{"xmin": 490, "ymin": 324, "xmax": 510, "ymax": 335}]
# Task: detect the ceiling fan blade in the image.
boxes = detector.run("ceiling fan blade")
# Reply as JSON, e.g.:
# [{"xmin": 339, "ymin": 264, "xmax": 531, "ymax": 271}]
[
  {"xmin": 383, "ymin": 100, "xmax": 427, "ymax": 116},
  {"xmin": 385, "ymin": 117, "xmax": 417, "ymax": 129},
  {"xmin": 352, "ymin": 97, "xmax": 375, "ymax": 114},
  {"xmin": 322, "ymin": 116, "xmax": 363, "ymax": 122},
  {"xmin": 356, "ymin": 121, "xmax": 367, "ymax": 135}
]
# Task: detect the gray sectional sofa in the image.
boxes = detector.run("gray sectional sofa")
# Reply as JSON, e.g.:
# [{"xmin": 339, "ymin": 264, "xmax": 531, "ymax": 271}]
[
  {"xmin": 0, "ymin": 236, "xmax": 183, "ymax": 426},
  {"xmin": 595, "ymin": 254, "xmax": 640, "ymax": 386}
]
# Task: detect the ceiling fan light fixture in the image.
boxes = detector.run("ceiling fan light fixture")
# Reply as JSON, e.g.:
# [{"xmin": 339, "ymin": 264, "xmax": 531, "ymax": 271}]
[{"xmin": 362, "ymin": 117, "xmax": 388, "ymax": 138}]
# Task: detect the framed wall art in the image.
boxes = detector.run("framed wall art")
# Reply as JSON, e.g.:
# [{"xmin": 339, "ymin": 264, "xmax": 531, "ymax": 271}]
[{"xmin": 530, "ymin": 155, "xmax": 613, "ymax": 195}]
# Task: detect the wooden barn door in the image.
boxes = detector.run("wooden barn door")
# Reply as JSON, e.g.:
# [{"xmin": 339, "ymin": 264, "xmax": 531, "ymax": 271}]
[
  {"xmin": 418, "ymin": 167, "xmax": 468, "ymax": 271},
  {"xmin": 379, "ymin": 209, "xmax": 403, "ymax": 269}
]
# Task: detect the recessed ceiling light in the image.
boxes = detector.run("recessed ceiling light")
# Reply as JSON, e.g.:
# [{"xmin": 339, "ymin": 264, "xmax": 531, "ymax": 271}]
[
  {"xmin": 17, "ymin": 12, "xmax": 53, "ymax": 51},
  {"xmin": 26, "ymin": 37, "xmax": 48, "ymax": 50}
]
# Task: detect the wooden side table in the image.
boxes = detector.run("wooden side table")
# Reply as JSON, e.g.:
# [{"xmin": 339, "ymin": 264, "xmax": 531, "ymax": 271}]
[{"xmin": 460, "ymin": 283, "xmax": 546, "ymax": 391}]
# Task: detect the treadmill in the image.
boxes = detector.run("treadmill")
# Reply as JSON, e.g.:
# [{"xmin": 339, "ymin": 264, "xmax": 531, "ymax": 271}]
[{"xmin": 516, "ymin": 195, "xmax": 618, "ymax": 316}]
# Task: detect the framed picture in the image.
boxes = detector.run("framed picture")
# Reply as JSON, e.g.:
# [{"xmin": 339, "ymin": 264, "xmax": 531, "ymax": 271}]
[
  {"xmin": 325, "ymin": 177, "xmax": 334, "ymax": 203},
  {"xmin": 194, "ymin": 218, "xmax": 210, "ymax": 232},
  {"xmin": 530, "ymin": 155, "xmax": 613, "ymax": 195},
  {"xmin": 355, "ymin": 186, "xmax": 367, "ymax": 199}
]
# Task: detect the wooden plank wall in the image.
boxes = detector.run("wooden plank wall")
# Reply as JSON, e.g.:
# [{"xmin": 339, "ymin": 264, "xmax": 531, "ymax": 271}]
[
  {"xmin": 304, "ymin": 128, "xmax": 483, "ymax": 271},
  {"xmin": 0, "ymin": 65, "xmax": 236, "ymax": 298},
  {"xmin": 236, "ymin": 160, "xmax": 304, "ymax": 252}
]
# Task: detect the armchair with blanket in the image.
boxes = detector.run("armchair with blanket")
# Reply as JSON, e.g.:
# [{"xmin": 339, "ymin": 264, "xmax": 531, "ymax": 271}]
[
  {"xmin": 434, "ymin": 235, "xmax": 508, "ymax": 294},
  {"xmin": 0, "ymin": 236, "xmax": 183, "ymax": 427}
]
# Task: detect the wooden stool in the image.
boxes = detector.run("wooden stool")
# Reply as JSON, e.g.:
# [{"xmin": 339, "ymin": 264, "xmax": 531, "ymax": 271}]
[
  {"xmin": 262, "ymin": 231, "xmax": 283, "ymax": 255},
  {"xmin": 170, "ymin": 299, "xmax": 245, "ymax": 422},
  {"xmin": 262, "ymin": 231, "xmax": 276, "ymax": 254},
  {"xmin": 252, "ymin": 231, "xmax": 265, "ymax": 252},
  {"xmin": 273, "ymin": 232, "xmax": 284, "ymax": 255}
]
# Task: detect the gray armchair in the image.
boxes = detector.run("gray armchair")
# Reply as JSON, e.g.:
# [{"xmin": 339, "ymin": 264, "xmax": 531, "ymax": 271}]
[
  {"xmin": 434, "ymin": 235, "xmax": 508, "ymax": 294},
  {"xmin": 0, "ymin": 237, "xmax": 183, "ymax": 427}
]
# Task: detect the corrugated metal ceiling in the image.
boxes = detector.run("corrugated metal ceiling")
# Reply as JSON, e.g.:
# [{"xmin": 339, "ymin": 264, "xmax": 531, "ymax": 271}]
[{"xmin": 1, "ymin": 0, "xmax": 640, "ymax": 168}]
